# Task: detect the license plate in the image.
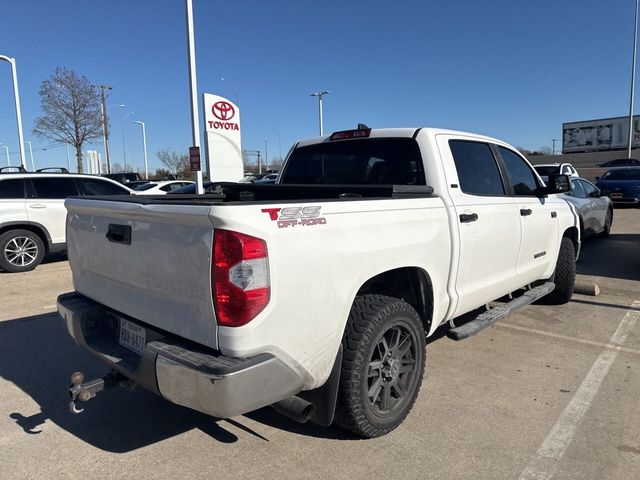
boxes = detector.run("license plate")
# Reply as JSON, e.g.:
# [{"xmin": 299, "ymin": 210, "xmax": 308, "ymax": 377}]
[
  {"xmin": 611, "ymin": 193, "xmax": 622, "ymax": 198},
  {"xmin": 119, "ymin": 318, "xmax": 146, "ymax": 355}
]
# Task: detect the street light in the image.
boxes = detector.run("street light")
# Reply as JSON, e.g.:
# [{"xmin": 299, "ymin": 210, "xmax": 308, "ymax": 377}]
[
  {"xmin": 122, "ymin": 111, "xmax": 134, "ymax": 171},
  {"xmin": 133, "ymin": 121, "xmax": 148, "ymax": 179},
  {"xmin": 310, "ymin": 91, "xmax": 330, "ymax": 136},
  {"xmin": 272, "ymin": 126, "xmax": 282, "ymax": 162},
  {"xmin": 24, "ymin": 140, "xmax": 35, "ymax": 170},
  {"xmin": 264, "ymin": 138, "xmax": 268, "ymax": 171},
  {"xmin": 0, "ymin": 144, "xmax": 10, "ymax": 166},
  {"xmin": 0, "ymin": 55, "xmax": 26, "ymax": 168}
]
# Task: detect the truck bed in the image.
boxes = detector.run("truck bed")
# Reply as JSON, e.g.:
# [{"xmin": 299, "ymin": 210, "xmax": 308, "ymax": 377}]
[{"xmin": 84, "ymin": 182, "xmax": 435, "ymax": 206}]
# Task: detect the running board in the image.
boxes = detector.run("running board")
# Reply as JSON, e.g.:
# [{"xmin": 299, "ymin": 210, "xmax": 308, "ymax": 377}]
[{"xmin": 447, "ymin": 282, "xmax": 555, "ymax": 341}]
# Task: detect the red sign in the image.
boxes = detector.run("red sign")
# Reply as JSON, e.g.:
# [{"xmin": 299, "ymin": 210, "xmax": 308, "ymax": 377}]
[
  {"xmin": 189, "ymin": 146, "xmax": 200, "ymax": 172},
  {"xmin": 212, "ymin": 101, "xmax": 235, "ymax": 121}
]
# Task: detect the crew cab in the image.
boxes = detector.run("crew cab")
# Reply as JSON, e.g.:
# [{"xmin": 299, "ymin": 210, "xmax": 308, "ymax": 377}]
[{"xmin": 58, "ymin": 127, "xmax": 578, "ymax": 437}]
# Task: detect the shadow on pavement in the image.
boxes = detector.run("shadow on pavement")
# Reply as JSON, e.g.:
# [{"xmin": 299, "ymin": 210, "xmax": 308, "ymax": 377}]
[
  {"xmin": 577, "ymin": 233, "xmax": 640, "ymax": 281},
  {"xmin": 0, "ymin": 312, "xmax": 356, "ymax": 450}
]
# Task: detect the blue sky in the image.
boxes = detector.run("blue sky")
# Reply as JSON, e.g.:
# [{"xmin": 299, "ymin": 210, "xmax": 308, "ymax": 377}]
[{"xmin": 0, "ymin": 0, "xmax": 637, "ymax": 173}]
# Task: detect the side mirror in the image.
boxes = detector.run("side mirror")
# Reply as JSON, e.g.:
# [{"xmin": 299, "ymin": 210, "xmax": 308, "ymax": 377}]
[
  {"xmin": 594, "ymin": 176, "xmax": 600, "ymax": 181},
  {"xmin": 538, "ymin": 174, "xmax": 570, "ymax": 196},
  {"xmin": 588, "ymin": 189, "xmax": 601, "ymax": 198}
]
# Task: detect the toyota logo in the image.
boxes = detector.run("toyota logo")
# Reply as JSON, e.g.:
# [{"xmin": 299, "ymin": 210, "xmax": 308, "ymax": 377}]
[{"xmin": 212, "ymin": 101, "xmax": 235, "ymax": 121}]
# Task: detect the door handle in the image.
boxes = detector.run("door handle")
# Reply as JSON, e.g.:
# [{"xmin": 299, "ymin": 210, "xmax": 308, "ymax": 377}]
[
  {"xmin": 459, "ymin": 213, "xmax": 478, "ymax": 223},
  {"xmin": 29, "ymin": 204, "xmax": 46, "ymax": 209},
  {"xmin": 520, "ymin": 208, "xmax": 532, "ymax": 216}
]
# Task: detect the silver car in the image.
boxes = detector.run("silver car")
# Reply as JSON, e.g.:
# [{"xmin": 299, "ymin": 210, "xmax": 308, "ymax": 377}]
[{"xmin": 561, "ymin": 177, "xmax": 613, "ymax": 238}]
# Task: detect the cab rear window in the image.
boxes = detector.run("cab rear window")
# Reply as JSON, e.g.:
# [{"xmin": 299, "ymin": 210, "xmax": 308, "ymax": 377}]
[{"xmin": 280, "ymin": 138, "xmax": 426, "ymax": 185}]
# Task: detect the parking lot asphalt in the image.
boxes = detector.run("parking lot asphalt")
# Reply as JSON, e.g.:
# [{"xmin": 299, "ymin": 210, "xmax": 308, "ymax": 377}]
[{"xmin": 0, "ymin": 210, "xmax": 638, "ymax": 480}]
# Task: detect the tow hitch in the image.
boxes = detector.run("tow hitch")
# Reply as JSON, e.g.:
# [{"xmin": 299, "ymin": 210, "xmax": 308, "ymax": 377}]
[{"xmin": 68, "ymin": 370, "xmax": 135, "ymax": 414}]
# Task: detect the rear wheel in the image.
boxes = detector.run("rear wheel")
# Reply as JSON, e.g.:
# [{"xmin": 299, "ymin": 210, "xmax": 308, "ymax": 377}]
[
  {"xmin": 543, "ymin": 237, "xmax": 575, "ymax": 305},
  {"xmin": 0, "ymin": 229, "xmax": 45, "ymax": 273},
  {"xmin": 334, "ymin": 294, "xmax": 426, "ymax": 437}
]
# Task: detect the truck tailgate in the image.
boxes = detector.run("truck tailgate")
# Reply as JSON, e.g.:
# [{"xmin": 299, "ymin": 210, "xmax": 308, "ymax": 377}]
[{"xmin": 65, "ymin": 198, "xmax": 218, "ymax": 349}]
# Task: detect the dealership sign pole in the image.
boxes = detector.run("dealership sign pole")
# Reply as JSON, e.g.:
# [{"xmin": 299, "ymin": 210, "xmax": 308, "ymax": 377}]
[{"xmin": 184, "ymin": 0, "xmax": 204, "ymax": 194}]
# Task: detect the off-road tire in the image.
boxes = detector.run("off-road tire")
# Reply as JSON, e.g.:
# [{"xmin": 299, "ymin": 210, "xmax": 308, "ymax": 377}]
[
  {"xmin": 0, "ymin": 229, "xmax": 45, "ymax": 273},
  {"xmin": 543, "ymin": 237, "xmax": 575, "ymax": 305},
  {"xmin": 334, "ymin": 294, "xmax": 426, "ymax": 438}
]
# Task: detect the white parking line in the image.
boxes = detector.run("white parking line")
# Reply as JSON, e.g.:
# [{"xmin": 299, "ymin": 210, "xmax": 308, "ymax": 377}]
[
  {"xmin": 496, "ymin": 323, "xmax": 640, "ymax": 357},
  {"xmin": 518, "ymin": 300, "xmax": 640, "ymax": 480}
]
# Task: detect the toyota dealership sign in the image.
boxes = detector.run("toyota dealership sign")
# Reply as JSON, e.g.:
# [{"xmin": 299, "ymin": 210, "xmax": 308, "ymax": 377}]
[{"xmin": 203, "ymin": 93, "xmax": 243, "ymax": 181}]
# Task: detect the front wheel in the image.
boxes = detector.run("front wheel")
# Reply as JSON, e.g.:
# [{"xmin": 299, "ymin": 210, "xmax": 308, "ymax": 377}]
[
  {"xmin": 0, "ymin": 229, "xmax": 45, "ymax": 273},
  {"xmin": 334, "ymin": 294, "xmax": 426, "ymax": 438},
  {"xmin": 543, "ymin": 237, "xmax": 576, "ymax": 305}
]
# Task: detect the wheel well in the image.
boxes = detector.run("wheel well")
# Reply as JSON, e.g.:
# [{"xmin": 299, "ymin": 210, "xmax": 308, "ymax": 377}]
[
  {"xmin": 356, "ymin": 267, "xmax": 433, "ymax": 333},
  {"xmin": 0, "ymin": 224, "xmax": 50, "ymax": 253},
  {"xmin": 563, "ymin": 226, "xmax": 579, "ymax": 257}
]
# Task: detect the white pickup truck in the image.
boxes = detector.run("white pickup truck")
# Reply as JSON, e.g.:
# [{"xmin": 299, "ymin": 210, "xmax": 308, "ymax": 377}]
[{"xmin": 58, "ymin": 127, "xmax": 578, "ymax": 438}]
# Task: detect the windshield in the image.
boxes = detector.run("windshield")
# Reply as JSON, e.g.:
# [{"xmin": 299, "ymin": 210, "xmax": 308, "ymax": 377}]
[
  {"xmin": 134, "ymin": 183, "xmax": 157, "ymax": 191},
  {"xmin": 533, "ymin": 166, "xmax": 559, "ymax": 176},
  {"xmin": 280, "ymin": 138, "xmax": 426, "ymax": 185},
  {"xmin": 601, "ymin": 168, "xmax": 640, "ymax": 181},
  {"xmin": 168, "ymin": 182, "xmax": 216, "ymax": 194}
]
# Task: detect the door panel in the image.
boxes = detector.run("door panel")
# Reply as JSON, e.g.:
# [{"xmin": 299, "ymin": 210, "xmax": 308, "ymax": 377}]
[{"xmin": 438, "ymin": 137, "xmax": 522, "ymax": 317}]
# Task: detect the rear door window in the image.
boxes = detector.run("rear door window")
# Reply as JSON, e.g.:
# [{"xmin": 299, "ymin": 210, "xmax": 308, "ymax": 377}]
[
  {"xmin": 0, "ymin": 179, "xmax": 26, "ymax": 199},
  {"xmin": 31, "ymin": 177, "xmax": 79, "ymax": 198},
  {"xmin": 498, "ymin": 147, "xmax": 540, "ymax": 196},
  {"xmin": 449, "ymin": 140, "xmax": 505, "ymax": 196},
  {"xmin": 76, "ymin": 178, "xmax": 130, "ymax": 195}
]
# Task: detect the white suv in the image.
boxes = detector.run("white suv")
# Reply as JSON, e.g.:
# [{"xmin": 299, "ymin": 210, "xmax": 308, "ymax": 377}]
[{"xmin": 0, "ymin": 171, "xmax": 132, "ymax": 272}]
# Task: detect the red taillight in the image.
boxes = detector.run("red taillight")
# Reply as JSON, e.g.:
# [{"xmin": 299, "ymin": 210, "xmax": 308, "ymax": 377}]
[{"xmin": 213, "ymin": 229, "xmax": 270, "ymax": 327}]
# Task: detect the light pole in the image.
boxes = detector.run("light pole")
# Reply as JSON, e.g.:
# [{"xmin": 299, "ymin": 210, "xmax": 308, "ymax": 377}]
[
  {"xmin": 24, "ymin": 140, "xmax": 34, "ymax": 170},
  {"xmin": 272, "ymin": 125, "xmax": 282, "ymax": 163},
  {"xmin": 629, "ymin": 0, "xmax": 640, "ymax": 159},
  {"xmin": 122, "ymin": 111, "xmax": 134, "ymax": 171},
  {"xmin": 0, "ymin": 144, "xmax": 9, "ymax": 166},
  {"xmin": 65, "ymin": 144, "xmax": 71, "ymax": 171},
  {"xmin": 185, "ymin": 0, "xmax": 204, "ymax": 194},
  {"xmin": 264, "ymin": 138, "xmax": 268, "ymax": 171},
  {"xmin": 0, "ymin": 55, "xmax": 26, "ymax": 168},
  {"xmin": 310, "ymin": 91, "xmax": 330, "ymax": 136},
  {"xmin": 552, "ymin": 139, "xmax": 558, "ymax": 155},
  {"xmin": 133, "ymin": 121, "xmax": 148, "ymax": 179}
]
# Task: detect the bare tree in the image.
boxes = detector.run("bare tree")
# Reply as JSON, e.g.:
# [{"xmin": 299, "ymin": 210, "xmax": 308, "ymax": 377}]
[
  {"xmin": 33, "ymin": 67, "xmax": 104, "ymax": 173},
  {"xmin": 157, "ymin": 148, "xmax": 191, "ymax": 178}
]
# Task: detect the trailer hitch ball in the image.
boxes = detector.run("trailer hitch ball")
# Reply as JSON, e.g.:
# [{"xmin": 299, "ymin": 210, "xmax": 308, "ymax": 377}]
[
  {"xmin": 78, "ymin": 390, "xmax": 92, "ymax": 402},
  {"xmin": 70, "ymin": 371, "xmax": 84, "ymax": 385}
]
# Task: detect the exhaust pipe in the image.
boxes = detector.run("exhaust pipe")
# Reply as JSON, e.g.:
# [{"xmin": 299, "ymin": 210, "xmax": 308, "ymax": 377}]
[{"xmin": 271, "ymin": 396, "xmax": 315, "ymax": 424}]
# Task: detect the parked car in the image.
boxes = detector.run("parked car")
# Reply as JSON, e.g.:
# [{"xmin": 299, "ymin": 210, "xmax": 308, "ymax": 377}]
[
  {"xmin": 123, "ymin": 180, "xmax": 152, "ymax": 190},
  {"xmin": 534, "ymin": 163, "xmax": 579, "ymax": 178},
  {"xmin": 59, "ymin": 127, "xmax": 577, "ymax": 438},
  {"xmin": 560, "ymin": 178, "xmax": 613, "ymax": 238},
  {"xmin": 167, "ymin": 181, "xmax": 218, "ymax": 194},
  {"xmin": 102, "ymin": 172, "xmax": 142, "ymax": 185},
  {"xmin": 596, "ymin": 158, "xmax": 640, "ymax": 168},
  {"xmin": 133, "ymin": 180, "xmax": 194, "ymax": 195},
  {"xmin": 595, "ymin": 167, "xmax": 640, "ymax": 204},
  {"xmin": 0, "ymin": 172, "xmax": 132, "ymax": 272},
  {"xmin": 253, "ymin": 173, "xmax": 278, "ymax": 184}
]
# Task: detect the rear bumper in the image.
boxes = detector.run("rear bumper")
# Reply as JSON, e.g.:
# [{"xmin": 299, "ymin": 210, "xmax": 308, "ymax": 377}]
[
  {"xmin": 57, "ymin": 292, "xmax": 303, "ymax": 418},
  {"xmin": 609, "ymin": 196, "xmax": 640, "ymax": 204}
]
